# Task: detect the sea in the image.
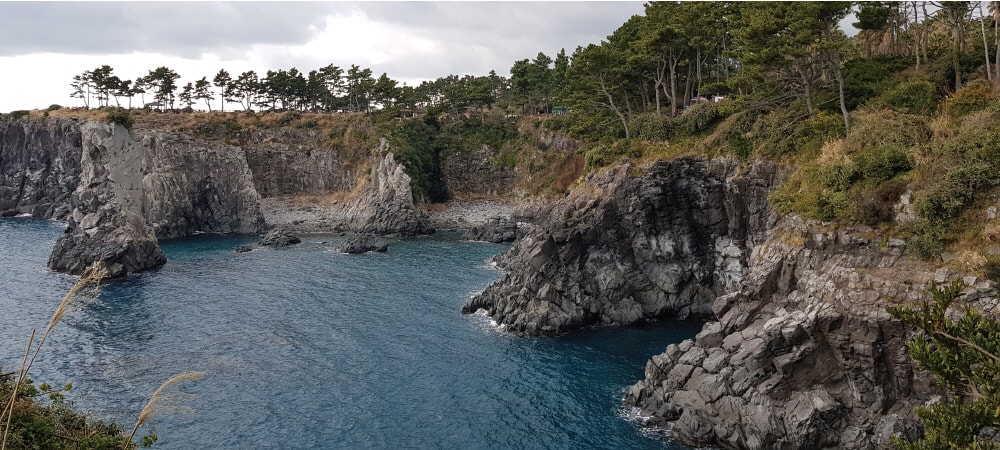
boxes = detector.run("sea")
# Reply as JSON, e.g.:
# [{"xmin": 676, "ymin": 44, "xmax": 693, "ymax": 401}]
[{"xmin": 0, "ymin": 217, "xmax": 699, "ymax": 449}]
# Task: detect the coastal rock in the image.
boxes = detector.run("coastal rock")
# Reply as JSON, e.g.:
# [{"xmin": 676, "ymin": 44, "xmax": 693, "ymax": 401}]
[
  {"xmin": 462, "ymin": 158, "xmax": 782, "ymax": 335},
  {"xmin": 441, "ymin": 145, "xmax": 517, "ymax": 197},
  {"xmin": 624, "ymin": 216, "xmax": 939, "ymax": 449},
  {"xmin": 141, "ymin": 132, "xmax": 265, "ymax": 238},
  {"xmin": 48, "ymin": 122, "xmax": 165, "ymax": 277},
  {"xmin": 239, "ymin": 128, "xmax": 359, "ymax": 197},
  {"xmin": 336, "ymin": 235, "xmax": 388, "ymax": 253},
  {"xmin": 258, "ymin": 228, "xmax": 301, "ymax": 247},
  {"xmin": 0, "ymin": 117, "xmax": 84, "ymax": 219},
  {"xmin": 463, "ymin": 216, "xmax": 520, "ymax": 243},
  {"xmin": 342, "ymin": 139, "xmax": 431, "ymax": 236}
]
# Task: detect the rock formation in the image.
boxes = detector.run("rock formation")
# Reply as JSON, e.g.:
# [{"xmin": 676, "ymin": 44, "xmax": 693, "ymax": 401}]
[
  {"xmin": 463, "ymin": 157, "xmax": 781, "ymax": 334},
  {"xmin": 342, "ymin": 139, "xmax": 430, "ymax": 236},
  {"xmin": 0, "ymin": 117, "xmax": 84, "ymax": 219},
  {"xmin": 258, "ymin": 228, "xmax": 302, "ymax": 247},
  {"xmin": 141, "ymin": 132, "xmax": 265, "ymax": 238},
  {"xmin": 336, "ymin": 234, "xmax": 388, "ymax": 254},
  {"xmin": 622, "ymin": 216, "xmax": 962, "ymax": 449},
  {"xmin": 463, "ymin": 216, "xmax": 521, "ymax": 243},
  {"xmin": 48, "ymin": 122, "xmax": 165, "ymax": 277}
]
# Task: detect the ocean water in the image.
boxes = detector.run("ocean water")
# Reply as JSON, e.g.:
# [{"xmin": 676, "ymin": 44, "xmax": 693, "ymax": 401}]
[{"xmin": 0, "ymin": 218, "xmax": 699, "ymax": 449}]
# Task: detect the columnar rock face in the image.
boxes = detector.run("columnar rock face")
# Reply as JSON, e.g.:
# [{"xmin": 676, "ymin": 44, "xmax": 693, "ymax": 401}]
[
  {"xmin": 141, "ymin": 133, "xmax": 265, "ymax": 238},
  {"xmin": 624, "ymin": 217, "xmax": 945, "ymax": 449},
  {"xmin": 239, "ymin": 128, "xmax": 359, "ymax": 197},
  {"xmin": 463, "ymin": 158, "xmax": 782, "ymax": 334},
  {"xmin": 48, "ymin": 122, "xmax": 165, "ymax": 277},
  {"xmin": 0, "ymin": 118, "xmax": 84, "ymax": 218},
  {"xmin": 342, "ymin": 139, "xmax": 430, "ymax": 236},
  {"xmin": 441, "ymin": 145, "xmax": 516, "ymax": 197}
]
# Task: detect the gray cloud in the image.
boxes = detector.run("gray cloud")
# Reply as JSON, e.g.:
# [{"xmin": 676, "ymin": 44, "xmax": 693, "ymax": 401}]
[{"xmin": 0, "ymin": 2, "xmax": 334, "ymax": 58}]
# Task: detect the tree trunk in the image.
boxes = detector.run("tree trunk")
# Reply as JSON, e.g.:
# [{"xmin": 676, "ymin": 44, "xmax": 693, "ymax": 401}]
[
  {"xmin": 668, "ymin": 48, "xmax": 679, "ymax": 116},
  {"xmin": 599, "ymin": 77, "xmax": 629, "ymax": 139},
  {"xmin": 914, "ymin": 2, "xmax": 921, "ymax": 69},
  {"xmin": 795, "ymin": 62, "xmax": 815, "ymax": 116},
  {"xmin": 825, "ymin": 28, "xmax": 850, "ymax": 129},
  {"xmin": 982, "ymin": 3, "xmax": 992, "ymax": 81}
]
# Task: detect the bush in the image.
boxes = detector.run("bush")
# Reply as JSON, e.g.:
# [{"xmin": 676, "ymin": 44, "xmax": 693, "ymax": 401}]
[
  {"xmin": 9, "ymin": 110, "xmax": 30, "ymax": 121},
  {"xmin": 584, "ymin": 140, "xmax": 642, "ymax": 171},
  {"xmin": 678, "ymin": 102, "xmax": 720, "ymax": 135},
  {"xmin": 943, "ymin": 79, "xmax": 996, "ymax": 117},
  {"xmin": 630, "ymin": 113, "xmax": 675, "ymax": 141},
  {"xmin": 105, "ymin": 108, "xmax": 133, "ymax": 129},
  {"xmin": 46, "ymin": 104, "xmax": 62, "ymax": 112},
  {"xmin": 278, "ymin": 110, "xmax": 302, "ymax": 126},
  {"xmin": 752, "ymin": 106, "xmax": 846, "ymax": 160},
  {"xmin": 852, "ymin": 146, "xmax": 912, "ymax": 182},
  {"xmin": 871, "ymin": 78, "xmax": 940, "ymax": 116},
  {"xmin": 916, "ymin": 162, "xmax": 996, "ymax": 223},
  {"xmin": 842, "ymin": 109, "xmax": 931, "ymax": 151}
]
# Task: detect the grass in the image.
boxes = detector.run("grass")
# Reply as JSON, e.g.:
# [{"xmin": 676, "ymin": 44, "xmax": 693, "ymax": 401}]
[{"xmin": 0, "ymin": 264, "xmax": 202, "ymax": 449}]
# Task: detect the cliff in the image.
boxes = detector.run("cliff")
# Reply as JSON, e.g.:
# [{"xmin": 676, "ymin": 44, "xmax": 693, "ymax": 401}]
[
  {"xmin": 0, "ymin": 117, "xmax": 83, "ymax": 219},
  {"xmin": 341, "ymin": 139, "xmax": 430, "ymax": 236},
  {"xmin": 463, "ymin": 157, "xmax": 781, "ymax": 334}
]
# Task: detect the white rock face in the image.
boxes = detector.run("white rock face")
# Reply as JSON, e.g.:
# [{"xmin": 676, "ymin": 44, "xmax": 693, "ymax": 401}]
[{"xmin": 342, "ymin": 139, "xmax": 429, "ymax": 236}]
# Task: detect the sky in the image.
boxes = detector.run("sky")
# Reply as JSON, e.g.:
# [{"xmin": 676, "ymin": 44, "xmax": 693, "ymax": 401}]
[{"xmin": 0, "ymin": 1, "xmax": 646, "ymax": 112}]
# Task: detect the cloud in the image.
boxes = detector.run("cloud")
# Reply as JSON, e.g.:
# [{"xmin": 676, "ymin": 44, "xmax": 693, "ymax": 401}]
[
  {"xmin": 0, "ymin": 2, "xmax": 334, "ymax": 58},
  {"xmin": 0, "ymin": 1, "xmax": 646, "ymax": 111}
]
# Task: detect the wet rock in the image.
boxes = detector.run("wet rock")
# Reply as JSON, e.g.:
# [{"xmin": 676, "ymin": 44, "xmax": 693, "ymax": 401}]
[
  {"xmin": 336, "ymin": 235, "xmax": 388, "ymax": 254},
  {"xmin": 258, "ymin": 228, "xmax": 301, "ymax": 247}
]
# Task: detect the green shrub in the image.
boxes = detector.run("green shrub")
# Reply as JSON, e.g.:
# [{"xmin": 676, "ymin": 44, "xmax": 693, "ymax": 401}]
[
  {"xmin": 46, "ymin": 104, "xmax": 62, "ymax": 112},
  {"xmin": 584, "ymin": 140, "xmax": 642, "ymax": 171},
  {"xmin": 872, "ymin": 78, "xmax": 940, "ymax": 116},
  {"xmin": 916, "ymin": 163, "xmax": 997, "ymax": 223},
  {"xmin": 9, "ymin": 110, "xmax": 30, "ymax": 121},
  {"xmin": 678, "ymin": 102, "xmax": 721, "ymax": 135},
  {"xmin": 843, "ymin": 109, "xmax": 931, "ymax": 151},
  {"xmin": 944, "ymin": 79, "xmax": 997, "ymax": 117},
  {"xmin": 842, "ymin": 56, "xmax": 911, "ymax": 110},
  {"xmin": 752, "ymin": 107, "xmax": 845, "ymax": 159},
  {"xmin": 278, "ymin": 111, "xmax": 301, "ymax": 126},
  {"xmin": 852, "ymin": 146, "xmax": 912, "ymax": 182},
  {"xmin": 105, "ymin": 108, "xmax": 133, "ymax": 129},
  {"xmin": 299, "ymin": 119, "xmax": 319, "ymax": 129},
  {"xmin": 630, "ymin": 113, "xmax": 675, "ymax": 140}
]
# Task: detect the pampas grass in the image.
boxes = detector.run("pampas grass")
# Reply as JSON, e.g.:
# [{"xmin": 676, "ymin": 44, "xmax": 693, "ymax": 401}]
[
  {"xmin": 1, "ymin": 262, "xmax": 107, "ymax": 450},
  {"xmin": 123, "ymin": 371, "xmax": 205, "ymax": 449}
]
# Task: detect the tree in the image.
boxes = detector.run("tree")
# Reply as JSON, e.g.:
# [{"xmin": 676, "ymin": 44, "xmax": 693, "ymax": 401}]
[
  {"xmin": 70, "ymin": 71, "xmax": 92, "ymax": 109},
  {"xmin": 888, "ymin": 281, "xmax": 1000, "ymax": 449},
  {"xmin": 144, "ymin": 66, "xmax": 181, "ymax": 111},
  {"xmin": 371, "ymin": 72, "xmax": 399, "ymax": 110},
  {"xmin": 233, "ymin": 71, "xmax": 259, "ymax": 111},
  {"xmin": 194, "ymin": 77, "xmax": 213, "ymax": 111},
  {"xmin": 213, "ymin": 69, "xmax": 232, "ymax": 112},
  {"xmin": 179, "ymin": 82, "xmax": 194, "ymax": 109}
]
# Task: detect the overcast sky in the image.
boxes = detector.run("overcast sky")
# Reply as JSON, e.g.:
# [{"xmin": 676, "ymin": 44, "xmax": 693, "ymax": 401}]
[{"xmin": 0, "ymin": 1, "xmax": 645, "ymax": 112}]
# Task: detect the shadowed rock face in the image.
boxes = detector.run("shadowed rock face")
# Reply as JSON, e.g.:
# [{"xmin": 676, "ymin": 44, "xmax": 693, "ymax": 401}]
[
  {"xmin": 624, "ymin": 217, "xmax": 945, "ymax": 449},
  {"xmin": 48, "ymin": 122, "xmax": 165, "ymax": 277},
  {"xmin": 463, "ymin": 157, "xmax": 782, "ymax": 335},
  {"xmin": 0, "ymin": 118, "xmax": 84, "ymax": 219}
]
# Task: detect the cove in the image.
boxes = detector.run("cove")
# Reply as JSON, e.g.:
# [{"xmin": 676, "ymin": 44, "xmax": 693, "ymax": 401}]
[{"xmin": 0, "ymin": 218, "xmax": 698, "ymax": 449}]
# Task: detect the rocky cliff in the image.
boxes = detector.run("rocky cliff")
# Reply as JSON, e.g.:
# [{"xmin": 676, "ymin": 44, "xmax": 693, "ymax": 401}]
[
  {"xmin": 462, "ymin": 157, "xmax": 782, "ymax": 334},
  {"xmin": 620, "ymin": 216, "xmax": 971, "ymax": 449},
  {"xmin": 238, "ymin": 128, "xmax": 361, "ymax": 197},
  {"xmin": 48, "ymin": 122, "xmax": 165, "ymax": 277},
  {"xmin": 0, "ymin": 117, "xmax": 83, "ymax": 218},
  {"xmin": 341, "ymin": 139, "xmax": 430, "ymax": 236}
]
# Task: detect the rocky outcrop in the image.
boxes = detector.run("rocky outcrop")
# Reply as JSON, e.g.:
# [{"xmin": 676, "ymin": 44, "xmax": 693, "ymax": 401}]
[
  {"xmin": 48, "ymin": 122, "xmax": 165, "ymax": 277},
  {"xmin": 0, "ymin": 117, "xmax": 84, "ymax": 218},
  {"xmin": 141, "ymin": 133, "xmax": 265, "ymax": 238},
  {"xmin": 258, "ymin": 228, "xmax": 301, "ymax": 247},
  {"xmin": 441, "ymin": 145, "xmax": 517, "ymax": 197},
  {"xmin": 463, "ymin": 216, "xmax": 521, "ymax": 243},
  {"xmin": 342, "ymin": 139, "xmax": 430, "ymax": 236},
  {"xmin": 336, "ymin": 234, "xmax": 388, "ymax": 254},
  {"xmin": 623, "ymin": 216, "xmax": 944, "ymax": 449},
  {"xmin": 462, "ymin": 158, "xmax": 782, "ymax": 334},
  {"xmin": 239, "ymin": 128, "xmax": 359, "ymax": 197}
]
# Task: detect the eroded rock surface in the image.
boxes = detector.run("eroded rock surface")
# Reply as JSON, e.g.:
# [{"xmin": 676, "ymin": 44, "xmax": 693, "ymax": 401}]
[
  {"xmin": 48, "ymin": 122, "xmax": 165, "ymax": 277},
  {"xmin": 462, "ymin": 158, "xmax": 781, "ymax": 334},
  {"xmin": 336, "ymin": 234, "xmax": 388, "ymax": 254},
  {"xmin": 342, "ymin": 139, "xmax": 430, "ymax": 236},
  {"xmin": 623, "ymin": 217, "xmax": 949, "ymax": 449},
  {"xmin": 0, "ymin": 117, "xmax": 84, "ymax": 218}
]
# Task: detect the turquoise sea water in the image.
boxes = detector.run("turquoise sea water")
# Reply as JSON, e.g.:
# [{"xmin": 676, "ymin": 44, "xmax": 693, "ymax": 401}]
[{"xmin": 0, "ymin": 218, "xmax": 698, "ymax": 449}]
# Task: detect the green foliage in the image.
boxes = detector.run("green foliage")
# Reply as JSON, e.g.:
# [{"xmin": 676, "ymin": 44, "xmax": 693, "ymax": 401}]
[
  {"xmin": 916, "ymin": 163, "xmax": 997, "ymax": 223},
  {"xmin": 46, "ymin": 104, "xmax": 62, "ymax": 112},
  {"xmin": 583, "ymin": 140, "xmax": 642, "ymax": 172},
  {"xmin": 8, "ymin": 110, "xmax": 29, "ymax": 121},
  {"xmin": 105, "ymin": 107, "xmax": 134, "ymax": 129},
  {"xmin": 853, "ymin": 146, "xmax": 912, "ymax": 183},
  {"xmin": 630, "ymin": 113, "xmax": 675, "ymax": 141},
  {"xmin": 0, "ymin": 371, "xmax": 137, "ymax": 449},
  {"xmin": 944, "ymin": 79, "xmax": 998, "ymax": 118},
  {"xmin": 888, "ymin": 282, "xmax": 1000, "ymax": 449},
  {"xmin": 752, "ymin": 107, "xmax": 846, "ymax": 160},
  {"xmin": 872, "ymin": 79, "xmax": 941, "ymax": 116},
  {"xmin": 842, "ymin": 57, "xmax": 911, "ymax": 110},
  {"xmin": 677, "ymin": 102, "xmax": 721, "ymax": 135},
  {"xmin": 278, "ymin": 110, "xmax": 301, "ymax": 126}
]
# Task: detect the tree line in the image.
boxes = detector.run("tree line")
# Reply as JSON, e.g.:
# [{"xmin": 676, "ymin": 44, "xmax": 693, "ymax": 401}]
[{"xmin": 68, "ymin": 2, "xmax": 1000, "ymax": 136}]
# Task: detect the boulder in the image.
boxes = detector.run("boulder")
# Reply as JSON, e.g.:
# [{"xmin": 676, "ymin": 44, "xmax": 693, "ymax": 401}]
[
  {"xmin": 463, "ymin": 216, "xmax": 520, "ymax": 243},
  {"xmin": 336, "ymin": 235, "xmax": 388, "ymax": 254},
  {"xmin": 258, "ymin": 228, "xmax": 301, "ymax": 247}
]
